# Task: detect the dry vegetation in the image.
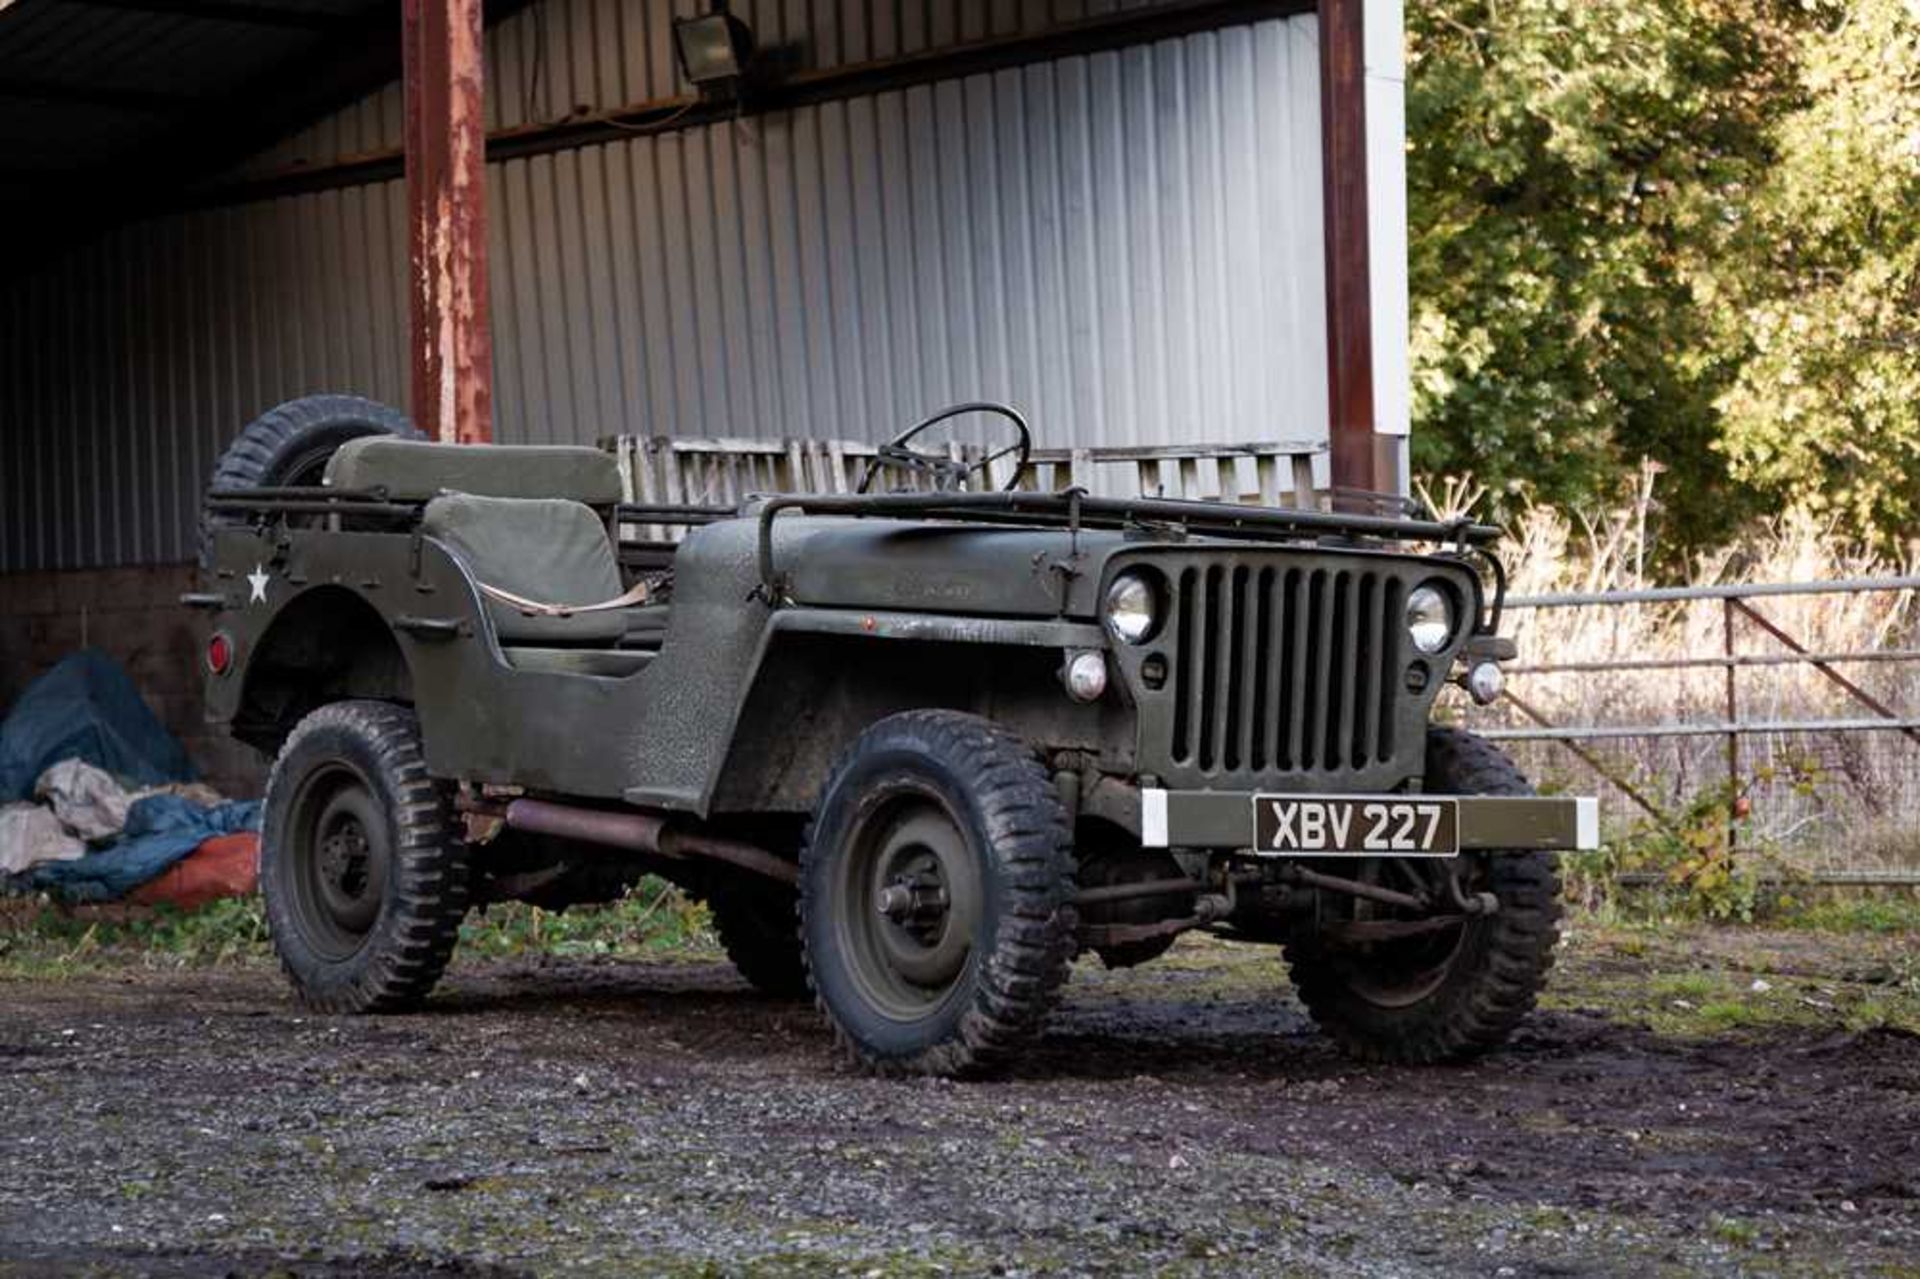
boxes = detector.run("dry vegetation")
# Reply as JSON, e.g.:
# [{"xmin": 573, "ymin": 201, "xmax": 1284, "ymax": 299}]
[{"xmin": 1425, "ymin": 467, "xmax": 1920, "ymax": 909}]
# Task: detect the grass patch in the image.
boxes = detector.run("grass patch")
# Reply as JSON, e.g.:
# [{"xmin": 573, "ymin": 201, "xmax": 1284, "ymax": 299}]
[
  {"xmin": 1572, "ymin": 883, "xmax": 1920, "ymax": 935},
  {"xmin": 1775, "ymin": 892, "xmax": 1920, "ymax": 935},
  {"xmin": 1709, "ymin": 1216, "xmax": 1759, "ymax": 1248},
  {"xmin": 456, "ymin": 877, "xmax": 715, "ymax": 961},
  {"xmin": 0, "ymin": 876, "xmax": 718, "ymax": 978},
  {"xmin": 1550, "ymin": 920, "xmax": 1920, "ymax": 1038},
  {"xmin": 1649, "ymin": 972, "xmax": 1717, "ymax": 1002},
  {"xmin": 0, "ymin": 895, "xmax": 271, "ymax": 976}
]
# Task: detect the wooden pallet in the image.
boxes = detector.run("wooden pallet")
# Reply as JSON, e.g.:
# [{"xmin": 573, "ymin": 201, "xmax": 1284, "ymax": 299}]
[{"xmin": 606, "ymin": 435, "xmax": 1326, "ymax": 540}]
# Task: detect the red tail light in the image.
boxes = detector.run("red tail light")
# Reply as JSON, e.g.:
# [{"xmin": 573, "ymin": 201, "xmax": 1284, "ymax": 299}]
[{"xmin": 206, "ymin": 631, "xmax": 235, "ymax": 677}]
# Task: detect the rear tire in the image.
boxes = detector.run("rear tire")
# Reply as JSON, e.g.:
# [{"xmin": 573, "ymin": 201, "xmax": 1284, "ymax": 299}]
[
  {"xmin": 261, "ymin": 700, "xmax": 468, "ymax": 1013},
  {"xmin": 1283, "ymin": 727, "xmax": 1563, "ymax": 1063},
  {"xmin": 200, "ymin": 394, "xmax": 418, "ymax": 566},
  {"xmin": 799, "ymin": 711, "xmax": 1077, "ymax": 1077},
  {"xmin": 709, "ymin": 883, "xmax": 808, "ymax": 998}
]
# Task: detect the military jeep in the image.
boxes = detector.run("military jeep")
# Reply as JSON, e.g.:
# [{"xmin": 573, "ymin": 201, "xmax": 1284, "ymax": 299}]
[{"xmin": 190, "ymin": 394, "xmax": 1597, "ymax": 1076}]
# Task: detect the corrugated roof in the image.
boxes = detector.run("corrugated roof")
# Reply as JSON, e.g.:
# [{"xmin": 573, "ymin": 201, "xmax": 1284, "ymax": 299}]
[{"xmin": 0, "ymin": 0, "xmax": 400, "ymax": 263}]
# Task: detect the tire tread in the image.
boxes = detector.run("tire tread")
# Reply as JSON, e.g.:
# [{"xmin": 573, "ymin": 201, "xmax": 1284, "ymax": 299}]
[
  {"xmin": 261, "ymin": 700, "xmax": 467, "ymax": 1014},
  {"xmin": 1283, "ymin": 726, "xmax": 1563, "ymax": 1063},
  {"xmin": 798, "ymin": 710, "xmax": 1076, "ymax": 1077}
]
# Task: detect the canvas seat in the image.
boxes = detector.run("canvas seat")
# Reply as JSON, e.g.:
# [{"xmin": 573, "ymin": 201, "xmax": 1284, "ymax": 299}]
[
  {"xmin": 618, "ymin": 603, "xmax": 671, "ymax": 650},
  {"xmin": 326, "ymin": 438, "xmax": 624, "ymax": 505},
  {"xmin": 422, "ymin": 494, "xmax": 652, "ymax": 676},
  {"xmin": 498, "ymin": 647, "xmax": 654, "ymax": 678}
]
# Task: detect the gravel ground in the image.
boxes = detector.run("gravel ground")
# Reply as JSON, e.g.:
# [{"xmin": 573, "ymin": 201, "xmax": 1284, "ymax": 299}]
[{"xmin": 1, "ymin": 925, "xmax": 1915, "ymax": 1277}]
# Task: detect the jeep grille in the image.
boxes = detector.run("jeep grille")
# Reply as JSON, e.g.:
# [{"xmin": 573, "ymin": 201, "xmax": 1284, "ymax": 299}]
[{"xmin": 1167, "ymin": 561, "xmax": 1408, "ymax": 776}]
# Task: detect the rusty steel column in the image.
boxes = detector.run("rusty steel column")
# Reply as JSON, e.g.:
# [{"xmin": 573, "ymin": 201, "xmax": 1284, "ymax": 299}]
[
  {"xmin": 1318, "ymin": 0, "xmax": 1376, "ymax": 502},
  {"xmin": 403, "ymin": 0, "xmax": 492, "ymax": 443}
]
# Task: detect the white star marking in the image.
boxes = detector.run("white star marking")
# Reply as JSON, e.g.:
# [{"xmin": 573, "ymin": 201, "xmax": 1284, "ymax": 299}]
[{"xmin": 247, "ymin": 564, "xmax": 270, "ymax": 605}]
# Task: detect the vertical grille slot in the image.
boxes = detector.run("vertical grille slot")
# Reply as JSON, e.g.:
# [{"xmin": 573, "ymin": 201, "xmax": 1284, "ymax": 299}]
[
  {"xmin": 1377, "ymin": 576, "xmax": 1404, "ymax": 762},
  {"xmin": 1196, "ymin": 565, "xmax": 1222, "ymax": 768},
  {"xmin": 1160, "ymin": 555, "xmax": 1408, "ymax": 779},
  {"xmin": 1249, "ymin": 566, "xmax": 1276, "ymax": 771},
  {"xmin": 1170, "ymin": 566, "xmax": 1198, "ymax": 762},
  {"xmin": 1280, "ymin": 567, "xmax": 1307, "ymax": 770},
  {"xmin": 1307, "ymin": 569, "xmax": 1335, "ymax": 771},
  {"xmin": 1222, "ymin": 566, "xmax": 1251, "ymax": 770},
  {"xmin": 1351, "ymin": 573, "xmax": 1377, "ymax": 768}
]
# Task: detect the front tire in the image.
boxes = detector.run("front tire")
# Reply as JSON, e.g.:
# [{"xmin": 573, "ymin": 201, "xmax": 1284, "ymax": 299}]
[
  {"xmin": 1284, "ymin": 727, "xmax": 1563, "ymax": 1063},
  {"xmin": 799, "ymin": 711, "xmax": 1077, "ymax": 1076},
  {"xmin": 261, "ymin": 701, "xmax": 469, "ymax": 1013}
]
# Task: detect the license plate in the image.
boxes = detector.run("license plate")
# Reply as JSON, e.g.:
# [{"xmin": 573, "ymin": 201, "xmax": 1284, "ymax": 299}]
[{"xmin": 1252, "ymin": 796, "xmax": 1459, "ymax": 857}]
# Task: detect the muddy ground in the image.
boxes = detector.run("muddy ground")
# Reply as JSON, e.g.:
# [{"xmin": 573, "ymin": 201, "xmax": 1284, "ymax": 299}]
[{"xmin": 1, "ymin": 924, "xmax": 1915, "ymax": 1276}]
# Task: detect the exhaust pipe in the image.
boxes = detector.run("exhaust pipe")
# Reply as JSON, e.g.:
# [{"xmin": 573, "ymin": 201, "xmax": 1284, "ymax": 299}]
[{"xmin": 473, "ymin": 796, "xmax": 799, "ymax": 886}]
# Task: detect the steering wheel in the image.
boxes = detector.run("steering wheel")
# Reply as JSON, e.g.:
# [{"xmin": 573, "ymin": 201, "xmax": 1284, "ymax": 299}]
[{"xmin": 857, "ymin": 402, "xmax": 1033, "ymax": 494}]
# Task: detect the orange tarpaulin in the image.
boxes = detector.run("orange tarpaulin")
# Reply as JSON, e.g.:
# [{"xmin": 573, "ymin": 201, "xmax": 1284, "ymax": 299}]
[{"xmin": 128, "ymin": 832, "xmax": 259, "ymax": 910}]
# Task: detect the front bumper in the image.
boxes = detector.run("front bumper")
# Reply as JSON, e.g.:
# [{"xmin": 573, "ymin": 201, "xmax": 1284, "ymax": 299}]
[{"xmin": 1140, "ymin": 789, "xmax": 1600, "ymax": 852}]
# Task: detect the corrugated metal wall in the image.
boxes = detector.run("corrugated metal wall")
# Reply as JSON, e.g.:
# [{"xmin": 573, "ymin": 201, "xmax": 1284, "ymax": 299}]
[
  {"xmin": 491, "ymin": 18, "xmax": 1328, "ymax": 450},
  {"xmin": 0, "ymin": 6, "xmax": 1328, "ymax": 572},
  {"xmin": 1, "ymin": 185, "xmax": 414, "ymax": 571}
]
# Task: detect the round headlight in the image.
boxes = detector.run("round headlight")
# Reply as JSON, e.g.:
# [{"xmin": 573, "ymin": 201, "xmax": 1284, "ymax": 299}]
[
  {"xmin": 1465, "ymin": 660, "xmax": 1504, "ymax": 705},
  {"xmin": 1406, "ymin": 584, "xmax": 1454, "ymax": 654},
  {"xmin": 1063, "ymin": 650, "xmax": 1109, "ymax": 702},
  {"xmin": 1104, "ymin": 572, "xmax": 1160, "ymax": 644}
]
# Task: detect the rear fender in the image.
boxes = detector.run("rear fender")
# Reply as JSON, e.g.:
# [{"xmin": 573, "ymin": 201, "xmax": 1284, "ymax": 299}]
[{"xmin": 230, "ymin": 585, "xmax": 411, "ymax": 753}]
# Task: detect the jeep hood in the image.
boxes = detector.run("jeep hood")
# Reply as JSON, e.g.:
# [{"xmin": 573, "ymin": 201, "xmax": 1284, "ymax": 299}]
[{"xmin": 774, "ymin": 518, "xmax": 1128, "ymax": 618}]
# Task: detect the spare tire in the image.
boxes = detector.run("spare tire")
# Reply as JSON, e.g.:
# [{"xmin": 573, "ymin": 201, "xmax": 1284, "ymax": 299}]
[{"xmin": 200, "ymin": 394, "xmax": 419, "ymax": 566}]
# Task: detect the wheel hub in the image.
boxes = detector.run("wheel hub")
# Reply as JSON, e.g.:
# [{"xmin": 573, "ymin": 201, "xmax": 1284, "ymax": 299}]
[
  {"xmin": 282, "ymin": 765, "xmax": 391, "ymax": 958},
  {"xmin": 839, "ymin": 798, "xmax": 982, "ymax": 1019},
  {"xmin": 875, "ymin": 864, "xmax": 952, "ymax": 936},
  {"xmin": 319, "ymin": 819, "xmax": 371, "ymax": 898}
]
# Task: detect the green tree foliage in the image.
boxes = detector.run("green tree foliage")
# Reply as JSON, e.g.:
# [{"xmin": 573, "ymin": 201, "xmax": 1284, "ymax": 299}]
[
  {"xmin": 1710, "ymin": 0, "xmax": 1920, "ymax": 538},
  {"xmin": 1405, "ymin": 0, "xmax": 1918, "ymax": 549}
]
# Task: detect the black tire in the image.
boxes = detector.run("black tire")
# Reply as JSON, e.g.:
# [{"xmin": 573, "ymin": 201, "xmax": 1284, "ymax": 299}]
[
  {"xmin": 799, "ymin": 710, "xmax": 1077, "ymax": 1077},
  {"xmin": 709, "ymin": 883, "xmax": 809, "ymax": 998},
  {"xmin": 200, "ymin": 394, "xmax": 419, "ymax": 566},
  {"xmin": 261, "ymin": 700, "xmax": 469, "ymax": 1013},
  {"xmin": 1283, "ymin": 726, "xmax": 1563, "ymax": 1063}
]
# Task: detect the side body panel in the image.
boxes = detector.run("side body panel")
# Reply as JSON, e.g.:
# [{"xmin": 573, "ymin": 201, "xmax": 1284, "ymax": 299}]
[
  {"xmin": 204, "ymin": 520, "xmax": 774, "ymax": 806},
  {"xmin": 204, "ymin": 511, "xmax": 1487, "ymax": 814}
]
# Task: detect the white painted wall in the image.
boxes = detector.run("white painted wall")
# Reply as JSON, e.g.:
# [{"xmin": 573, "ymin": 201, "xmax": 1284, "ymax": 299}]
[{"xmin": 1363, "ymin": 0, "xmax": 1412, "ymax": 491}]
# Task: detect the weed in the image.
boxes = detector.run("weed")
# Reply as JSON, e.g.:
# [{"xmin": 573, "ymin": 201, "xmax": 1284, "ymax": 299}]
[
  {"xmin": 1710, "ymin": 1216, "xmax": 1759, "ymax": 1247},
  {"xmin": 1650, "ymin": 972, "xmax": 1716, "ymax": 1001},
  {"xmin": 456, "ymin": 877, "xmax": 715, "ymax": 961},
  {"xmin": 1696, "ymin": 1000, "xmax": 1758, "ymax": 1029}
]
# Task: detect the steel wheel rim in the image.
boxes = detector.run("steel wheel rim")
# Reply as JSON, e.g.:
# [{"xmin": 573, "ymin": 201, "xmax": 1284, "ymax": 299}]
[
  {"xmin": 835, "ymin": 788, "xmax": 982, "ymax": 1022},
  {"xmin": 278, "ymin": 445, "xmax": 343, "ymax": 531},
  {"xmin": 284, "ymin": 762, "xmax": 391, "ymax": 961}
]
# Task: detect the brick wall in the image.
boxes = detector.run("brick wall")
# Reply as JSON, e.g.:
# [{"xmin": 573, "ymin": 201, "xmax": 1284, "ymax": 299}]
[{"xmin": 0, "ymin": 564, "xmax": 266, "ymax": 799}]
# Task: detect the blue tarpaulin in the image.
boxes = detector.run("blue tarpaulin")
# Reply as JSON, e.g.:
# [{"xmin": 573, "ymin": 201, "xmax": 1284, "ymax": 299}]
[
  {"xmin": 0, "ymin": 649, "xmax": 194, "ymax": 803},
  {"xmin": 1, "ymin": 650, "xmax": 258, "ymax": 902},
  {"xmin": 21, "ymin": 794, "xmax": 261, "ymax": 903}
]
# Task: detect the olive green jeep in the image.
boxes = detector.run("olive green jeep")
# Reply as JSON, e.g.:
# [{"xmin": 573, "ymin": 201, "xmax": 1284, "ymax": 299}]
[{"xmin": 190, "ymin": 394, "xmax": 1597, "ymax": 1076}]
